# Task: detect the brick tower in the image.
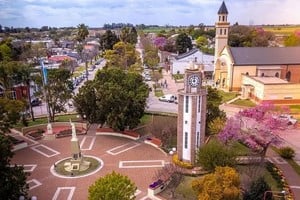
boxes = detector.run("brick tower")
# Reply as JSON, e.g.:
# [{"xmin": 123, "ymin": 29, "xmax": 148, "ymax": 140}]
[{"xmin": 177, "ymin": 62, "xmax": 207, "ymax": 165}]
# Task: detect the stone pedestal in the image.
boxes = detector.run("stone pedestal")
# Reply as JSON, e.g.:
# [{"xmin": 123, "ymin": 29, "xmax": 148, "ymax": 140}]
[{"xmin": 44, "ymin": 123, "xmax": 55, "ymax": 140}]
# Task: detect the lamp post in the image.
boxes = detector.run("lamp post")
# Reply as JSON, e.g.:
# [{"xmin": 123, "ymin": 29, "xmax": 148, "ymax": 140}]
[{"xmin": 263, "ymin": 190, "xmax": 286, "ymax": 200}]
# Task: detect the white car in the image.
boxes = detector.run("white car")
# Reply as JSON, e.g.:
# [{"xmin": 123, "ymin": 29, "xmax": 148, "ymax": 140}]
[
  {"xmin": 159, "ymin": 94, "xmax": 176, "ymax": 103},
  {"xmin": 278, "ymin": 114, "xmax": 297, "ymax": 125}
]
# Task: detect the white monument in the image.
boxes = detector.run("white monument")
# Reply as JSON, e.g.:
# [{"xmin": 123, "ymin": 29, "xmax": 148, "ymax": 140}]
[{"xmin": 64, "ymin": 120, "xmax": 90, "ymax": 172}]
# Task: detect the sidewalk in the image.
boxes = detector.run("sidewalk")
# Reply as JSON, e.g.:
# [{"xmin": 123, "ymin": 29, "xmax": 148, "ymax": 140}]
[
  {"xmin": 159, "ymin": 69, "xmax": 183, "ymax": 95},
  {"xmin": 267, "ymin": 149, "xmax": 300, "ymax": 200}
]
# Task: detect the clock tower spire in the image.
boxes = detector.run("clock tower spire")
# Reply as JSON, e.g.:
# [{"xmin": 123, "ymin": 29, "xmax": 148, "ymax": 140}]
[{"xmin": 177, "ymin": 62, "xmax": 207, "ymax": 164}]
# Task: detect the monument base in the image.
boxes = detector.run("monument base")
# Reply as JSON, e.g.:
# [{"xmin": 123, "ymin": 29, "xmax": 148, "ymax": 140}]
[{"xmin": 64, "ymin": 158, "xmax": 91, "ymax": 172}]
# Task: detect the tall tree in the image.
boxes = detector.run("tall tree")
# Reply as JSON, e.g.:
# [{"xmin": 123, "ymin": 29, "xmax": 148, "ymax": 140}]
[
  {"xmin": 206, "ymin": 86, "xmax": 226, "ymax": 135},
  {"xmin": 99, "ymin": 30, "xmax": 119, "ymax": 51},
  {"xmin": 218, "ymin": 103, "xmax": 289, "ymax": 162},
  {"xmin": 74, "ymin": 68, "xmax": 149, "ymax": 131},
  {"xmin": 43, "ymin": 68, "xmax": 72, "ymax": 122},
  {"xmin": 175, "ymin": 33, "xmax": 193, "ymax": 54},
  {"xmin": 104, "ymin": 42, "xmax": 138, "ymax": 70},
  {"xmin": 76, "ymin": 23, "xmax": 89, "ymax": 43},
  {"xmin": 120, "ymin": 27, "xmax": 138, "ymax": 44},
  {"xmin": 88, "ymin": 171, "xmax": 136, "ymax": 200},
  {"xmin": 0, "ymin": 98, "xmax": 28, "ymax": 199}
]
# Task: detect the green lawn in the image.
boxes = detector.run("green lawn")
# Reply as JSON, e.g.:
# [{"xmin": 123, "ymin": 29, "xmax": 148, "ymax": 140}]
[
  {"xmin": 155, "ymin": 89, "xmax": 164, "ymax": 97},
  {"xmin": 230, "ymin": 98, "xmax": 256, "ymax": 107},
  {"xmin": 218, "ymin": 90, "xmax": 239, "ymax": 103},
  {"xmin": 15, "ymin": 114, "xmax": 80, "ymax": 129}
]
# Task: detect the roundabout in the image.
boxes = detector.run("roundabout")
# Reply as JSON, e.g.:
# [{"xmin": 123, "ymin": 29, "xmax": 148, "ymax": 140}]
[{"xmin": 50, "ymin": 155, "xmax": 104, "ymax": 179}]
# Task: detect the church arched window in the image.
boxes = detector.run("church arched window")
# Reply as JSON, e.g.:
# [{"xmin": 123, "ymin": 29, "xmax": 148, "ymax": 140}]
[
  {"xmin": 261, "ymin": 73, "xmax": 265, "ymax": 77},
  {"xmin": 246, "ymin": 72, "xmax": 249, "ymax": 76},
  {"xmin": 275, "ymin": 72, "xmax": 279, "ymax": 77}
]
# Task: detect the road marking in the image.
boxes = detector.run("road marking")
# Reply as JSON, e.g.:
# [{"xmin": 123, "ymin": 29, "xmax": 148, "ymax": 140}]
[
  {"xmin": 80, "ymin": 136, "xmax": 96, "ymax": 150},
  {"xmin": 52, "ymin": 187, "xmax": 75, "ymax": 200},
  {"xmin": 10, "ymin": 164, "xmax": 37, "ymax": 172},
  {"xmin": 119, "ymin": 160, "xmax": 165, "ymax": 168},
  {"xmin": 290, "ymin": 186, "xmax": 300, "ymax": 189},
  {"xmin": 107, "ymin": 142, "xmax": 140, "ymax": 155},
  {"xmin": 27, "ymin": 179, "xmax": 42, "ymax": 190},
  {"xmin": 31, "ymin": 144, "xmax": 60, "ymax": 157}
]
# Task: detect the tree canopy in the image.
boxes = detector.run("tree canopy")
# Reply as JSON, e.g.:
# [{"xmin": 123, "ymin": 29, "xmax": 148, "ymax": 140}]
[
  {"xmin": 0, "ymin": 98, "xmax": 29, "ymax": 199},
  {"xmin": 74, "ymin": 68, "xmax": 149, "ymax": 131},
  {"xmin": 99, "ymin": 30, "xmax": 120, "ymax": 51},
  {"xmin": 218, "ymin": 103, "xmax": 289, "ymax": 161},
  {"xmin": 88, "ymin": 171, "xmax": 137, "ymax": 200},
  {"xmin": 120, "ymin": 27, "xmax": 138, "ymax": 45},
  {"xmin": 192, "ymin": 166, "xmax": 240, "ymax": 200},
  {"xmin": 175, "ymin": 33, "xmax": 193, "ymax": 54}
]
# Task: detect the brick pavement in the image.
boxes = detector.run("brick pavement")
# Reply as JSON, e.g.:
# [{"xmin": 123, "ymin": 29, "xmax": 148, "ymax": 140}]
[{"xmin": 11, "ymin": 125, "xmax": 171, "ymax": 200}]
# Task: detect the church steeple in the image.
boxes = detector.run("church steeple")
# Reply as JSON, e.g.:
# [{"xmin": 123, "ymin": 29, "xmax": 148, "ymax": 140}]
[
  {"xmin": 218, "ymin": 1, "xmax": 228, "ymax": 15},
  {"xmin": 214, "ymin": 1, "xmax": 230, "ymax": 80}
]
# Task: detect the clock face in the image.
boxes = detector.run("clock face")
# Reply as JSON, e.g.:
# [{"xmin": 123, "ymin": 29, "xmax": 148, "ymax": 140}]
[{"xmin": 188, "ymin": 74, "xmax": 200, "ymax": 87}]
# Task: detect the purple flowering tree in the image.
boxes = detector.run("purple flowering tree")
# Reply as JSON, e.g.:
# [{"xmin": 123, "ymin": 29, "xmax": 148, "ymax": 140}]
[
  {"xmin": 219, "ymin": 103, "xmax": 290, "ymax": 162},
  {"xmin": 153, "ymin": 37, "xmax": 167, "ymax": 50}
]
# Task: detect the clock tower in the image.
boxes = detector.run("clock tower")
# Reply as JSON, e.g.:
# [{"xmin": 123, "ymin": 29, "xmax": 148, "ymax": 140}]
[{"xmin": 177, "ymin": 62, "xmax": 207, "ymax": 164}]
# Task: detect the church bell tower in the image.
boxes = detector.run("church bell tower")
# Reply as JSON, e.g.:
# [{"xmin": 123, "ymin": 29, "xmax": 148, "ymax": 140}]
[
  {"xmin": 177, "ymin": 62, "xmax": 207, "ymax": 165},
  {"xmin": 214, "ymin": 1, "xmax": 229, "ymax": 81}
]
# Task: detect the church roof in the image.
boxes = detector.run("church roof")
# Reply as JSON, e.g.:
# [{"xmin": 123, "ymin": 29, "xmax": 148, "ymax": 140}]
[
  {"xmin": 229, "ymin": 47, "xmax": 300, "ymax": 65},
  {"xmin": 218, "ymin": 1, "xmax": 228, "ymax": 14}
]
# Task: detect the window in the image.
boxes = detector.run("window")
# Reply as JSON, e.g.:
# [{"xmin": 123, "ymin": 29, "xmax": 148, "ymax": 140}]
[
  {"xmin": 185, "ymin": 96, "xmax": 189, "ymax": 113},
  {"xmin": 222, "ymin": 16, "xmax": 225, "ymax": 21},
  {"xmin": 198, "ymin": 96, "xmax": 201, "ymax": 112},
  {"xmin": 275, "ymin": 72, "xmax": 279, "ymax": 77},
  {"xmin": 220, "ymin": 29, "xmax": 223, "ymax": 35},
  {"xmin": 224, "ymin": 29, "xmax": 227, "ymax": 35},
  {"xmin": 219, "ymin": 16, "xmax": 221, "ymax": 21},
  {"xmin": 286, "ymin": 71, "xmax": 291, "ymax": 81},
  {"xmin": 185, "ymin": 120, "xmax": 188, "ymax": 124},
  {"xmin": 196, "ymin": 132, "xmax": 200, "ymax": 147},
  {"xmin": 246, "ymin": 72, "xmax": 249, "ymax": 76},
  {"xmin": 261, "ymin": 73, "xmax": 265, "ymax": 77},
  {"xmin": 184, "ymin": 132, "xmax": 188, "ymax": 149}
]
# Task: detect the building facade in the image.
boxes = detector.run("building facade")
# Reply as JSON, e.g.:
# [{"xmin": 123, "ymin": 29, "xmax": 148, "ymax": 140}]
[{"xmin": 177, "ymin": 63, "xmax": 207, "ymax": 164}]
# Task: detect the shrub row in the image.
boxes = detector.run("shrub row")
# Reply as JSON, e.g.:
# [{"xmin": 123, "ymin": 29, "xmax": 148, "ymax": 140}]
[{"xmin": 172, "ymin": 154, "xmax": 193, "ymax": 169}]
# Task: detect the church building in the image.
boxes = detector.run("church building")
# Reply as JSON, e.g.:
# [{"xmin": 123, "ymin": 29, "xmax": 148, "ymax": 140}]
[{"xmin": 214, "ymin": 1, "xmax": 300, "ymax": 104}]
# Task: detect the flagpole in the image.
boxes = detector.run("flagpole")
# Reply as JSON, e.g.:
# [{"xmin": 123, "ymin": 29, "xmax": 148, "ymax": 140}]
[{"xmin": 40, "ymin": 59, "xmax": 53, "ymax": 136}]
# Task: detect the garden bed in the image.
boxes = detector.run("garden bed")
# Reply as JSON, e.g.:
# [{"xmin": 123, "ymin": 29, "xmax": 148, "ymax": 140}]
[
  {"xmin": 27, "ymin": 129, "xmax": 45, "ymax": 140},
  {"xmin": 55, "ymin": 128, "xmax": 86, "ymax": 138}
]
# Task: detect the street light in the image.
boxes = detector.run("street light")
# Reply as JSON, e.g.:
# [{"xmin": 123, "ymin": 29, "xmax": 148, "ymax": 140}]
[{"xmin": 263, "ymin": 190, "xmax": 286, "ymax": 200}]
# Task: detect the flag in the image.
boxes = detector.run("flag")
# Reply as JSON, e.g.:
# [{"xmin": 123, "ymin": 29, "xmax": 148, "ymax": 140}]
[{"xmin": 40, "ymin": 60, "xmax": 48, "ymax": 85}]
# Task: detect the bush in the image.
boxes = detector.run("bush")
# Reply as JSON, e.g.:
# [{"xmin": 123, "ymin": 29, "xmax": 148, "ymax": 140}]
[
  {"xmin": 278, "ymin": 147, "xmax": 295, "ymax": 159},
  {"xmin": 196, "ymin": 140, "xmax": 237, "ymax": 171},
  {"xmin": 172, "ymin": 154, "xmax": 193, "ymax": 169},
  {"xmin": 243, "ymin": 177, "xmax": 272, "ymax": 200}
]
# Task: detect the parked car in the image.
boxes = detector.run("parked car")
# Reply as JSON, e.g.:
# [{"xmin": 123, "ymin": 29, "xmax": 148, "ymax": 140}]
[
  {"xmin": 31, "ymin": 98, "xmax": 42, "ymax": 107},
  {"xmin": 278, "ymin": 114, "xmax": 297, "ymax": 125},
  {"xmin": 144, "ymin": 75, "xmax": 151, "ymax": 81},
  {"xmin": 159, "ymin": 94, "xmax": 176, "ymax": 103}
]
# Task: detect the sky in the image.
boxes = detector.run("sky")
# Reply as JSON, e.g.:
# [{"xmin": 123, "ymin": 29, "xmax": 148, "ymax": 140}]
[{"xmin": 0, "ymin": 0, "xmax": 299, "ymax": 28}]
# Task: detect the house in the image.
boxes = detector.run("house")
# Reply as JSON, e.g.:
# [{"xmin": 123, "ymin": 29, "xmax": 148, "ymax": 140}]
[
  {"xmin": 170, "ymin": 48, "xmax": 214, "ymax": 79},
  {"xmin": 213, "ymin": 1, "xmax": 300, "ymax": 104}
]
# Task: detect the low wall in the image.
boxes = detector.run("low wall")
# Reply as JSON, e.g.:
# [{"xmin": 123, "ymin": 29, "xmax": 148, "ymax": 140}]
[
  {"xmin": 22, "ymin": 122, "xmax": 87, "ymax": 135},
  {"xmin": 95, "ymin": 132, "xmax": 140, "ymax": 141}
]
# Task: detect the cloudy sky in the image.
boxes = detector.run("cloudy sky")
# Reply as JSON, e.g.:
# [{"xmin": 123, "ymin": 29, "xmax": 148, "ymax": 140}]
[{"xmin": 0, "ymin": 0, "xmax": 299, "ymax": 28}]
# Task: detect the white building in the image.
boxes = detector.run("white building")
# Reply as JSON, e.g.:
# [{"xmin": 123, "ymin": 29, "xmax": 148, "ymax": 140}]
[{"xmin": 170, "ymin": 49, "xmax": 214, "ymax": 79}]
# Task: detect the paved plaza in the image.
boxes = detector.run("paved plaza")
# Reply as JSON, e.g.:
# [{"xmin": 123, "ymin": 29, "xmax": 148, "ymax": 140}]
[{"xmin": 11, "ymin": 127, "xmax": 171, "ymax": 200}]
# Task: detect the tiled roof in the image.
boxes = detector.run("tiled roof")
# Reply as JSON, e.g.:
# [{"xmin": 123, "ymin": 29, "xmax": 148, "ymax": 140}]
[
  {"xmin": 229, "ymin": 47, "xmax": 300, "ymax": 65},
  {"xmin": 218, "ymin": 1, "xmax": 228, "ymax": 14}
]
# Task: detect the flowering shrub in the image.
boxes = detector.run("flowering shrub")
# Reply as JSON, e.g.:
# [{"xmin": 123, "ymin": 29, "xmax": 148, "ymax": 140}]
[{"xmin": 172, "ymin": 154, "xmax": 193, "ymax": 169}]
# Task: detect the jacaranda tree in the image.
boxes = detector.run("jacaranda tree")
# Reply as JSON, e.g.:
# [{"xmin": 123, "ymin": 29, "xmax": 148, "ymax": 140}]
[{"xmin": 218, "ymin": 103, "xmax": 289, "ymax": 162}]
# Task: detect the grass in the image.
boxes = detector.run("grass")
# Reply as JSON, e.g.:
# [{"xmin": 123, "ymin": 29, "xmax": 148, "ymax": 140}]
[
  {"xmin": 140, "ymin": 114, "xmax": 152, "ymax": 125},
  {"xmin": 15, "ymin": 114, "xmax": 80, "ymax": 129},
  {"xmin": 230, "ymin": 98, "xmax": 256, "ymax": 107},
  {"xmin": 263, "ymin": 25, "xmax": 300, "ymax": 35},
  {"xmin": 175, "ymin": 176, "xmax": 198, "ymax": 200},
  {"xmin": 218, "ymin": 90, "xmax": 239, "ymax": 103},
  {"xmin": 155, "ymin": 89, "xmax": 164, "ymax": 97},
  {"xmin": 54, "ymin": 156, "xmax": 100, "ymax": 176},
  {"xmin": 272, "ymin": 147, "xmax": 300, "ymax": 176}
]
